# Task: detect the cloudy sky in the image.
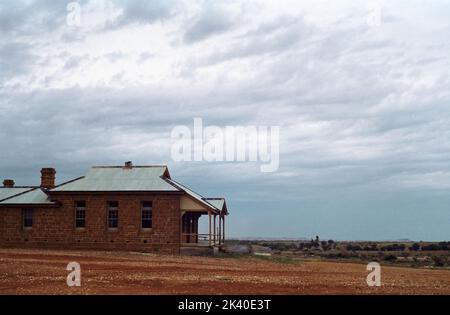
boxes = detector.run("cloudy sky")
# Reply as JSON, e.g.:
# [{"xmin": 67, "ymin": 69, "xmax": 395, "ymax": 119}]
[{"xmin": 1, "ymin": 0, "xmax": 449, "ymax": 241}]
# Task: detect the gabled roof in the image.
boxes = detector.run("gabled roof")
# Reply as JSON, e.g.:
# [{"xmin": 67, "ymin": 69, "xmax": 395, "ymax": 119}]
[
  {"xmin": 205, "ymin": 198, "xmax": 226, "ymax": 211},
  {"xmin": 0, "ymin": 187, "xmax": 56, "ymax": 205},
  {"xmin": 166, "ymin": 178, "xmax": 225, "ymax": 214},
  {"xmin": 0, "ymin": 187, "xmax": 33, "ymax": 201},
  {"xmin": 50, "ymin": 166, "xmax": 180, "ymax": 192}
]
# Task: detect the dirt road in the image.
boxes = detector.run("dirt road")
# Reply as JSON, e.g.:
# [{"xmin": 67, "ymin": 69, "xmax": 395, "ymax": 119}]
[{"xmin": 0, "ymin": 248, "xmax": 448, "ymax": 294}]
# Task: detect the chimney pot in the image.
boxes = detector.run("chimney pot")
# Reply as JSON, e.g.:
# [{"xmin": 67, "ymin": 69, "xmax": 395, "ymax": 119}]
[
  {"xmin": 41, "ymin": 168, "xmax": 56, "ymax": 189},
  {"xmin": 3, "ymin": 179, "xmax": 15, "ymax": 188}
]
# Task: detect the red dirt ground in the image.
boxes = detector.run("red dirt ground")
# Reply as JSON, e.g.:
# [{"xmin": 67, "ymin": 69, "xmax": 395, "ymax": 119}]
[{"xmin": 0, "ymin": 248, "xmax": 449, "ymax": 294}]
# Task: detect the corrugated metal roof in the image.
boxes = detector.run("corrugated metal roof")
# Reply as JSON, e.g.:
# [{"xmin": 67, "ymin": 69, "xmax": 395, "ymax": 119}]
[
  {"xmin": 0, "ymin": 188, "xmax": 55, "ymax": 205},
  {"xmin": 51, "ymin": 166, "xmax": 180, "ymax": 192},
  {"xmin": 205, "ymin": 198, "xmax": 225, "ymax": 211},
  {"xmin": 0, "ymin": 188, "xmax": 33, "ymax": 201}
]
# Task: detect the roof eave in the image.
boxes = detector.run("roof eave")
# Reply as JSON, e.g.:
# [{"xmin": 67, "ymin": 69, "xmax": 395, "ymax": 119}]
[
  {"xmin": 48, "ymin": 190, "xmax": 184, "ymax": 195},
  {"xmin": 0, "ymin": 202, "xmax": 59, "ymax": 208}
]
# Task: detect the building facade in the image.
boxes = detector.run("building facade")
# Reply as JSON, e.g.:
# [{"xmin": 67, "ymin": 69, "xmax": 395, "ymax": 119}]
[{"xmin": 0, "ymin": 162, "xmax": 228, "ymax": 254}]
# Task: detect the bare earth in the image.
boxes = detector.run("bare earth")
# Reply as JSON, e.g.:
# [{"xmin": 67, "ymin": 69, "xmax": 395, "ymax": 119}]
[{"xmin": 0, "ymin": 248, "xmax": 449, "ymax": 295}]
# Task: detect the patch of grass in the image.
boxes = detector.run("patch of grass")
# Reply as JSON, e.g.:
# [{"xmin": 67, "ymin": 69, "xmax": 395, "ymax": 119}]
[
  {"xmin": 211, "ymin": 252, "xmax": 249, "ymax": 259},
  {"xmin": 253, "ymin": 255, "xmax": 301, "ymax": 265},
  {"xmin": 211, "ymin": 252, "xmax": 302, "ymax": 265}
]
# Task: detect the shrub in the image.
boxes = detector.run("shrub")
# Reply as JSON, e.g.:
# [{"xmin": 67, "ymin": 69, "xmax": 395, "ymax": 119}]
[
  {"xmin": 300, "ymin": 242, "xmax": 314, "ymax": 250},
  {"xmin": 432, "ymin": 256, "xmax": 446, "ymax": 267},
  {"xmin": 267, "ymin": 242, "xmax": 292, "ymax": 251},
  {"xmin": 437, "ymin": 242, "xmax": 449, "ymax": 250},
  {"xmin": 422, "ymin": 244, "xmax": 440, "ymax": 251},
  {"xmin": 324, "ymin": 251, "xmax": 357, "ymax": 259},
  {"xmin": 383, "ymin": 254, "xmax": 397, "ymax": 262},
  {"xmin": 409, "ymin": 243, "xmax": 421, "ymax": 251},
  {"xmin": 362, "ymin": 243, "xmax": 378, "ymax": 251},
  {"xmin": 381, "ymin": 244, "xmax": 406, "ymax": 251},
  {"xmin": 346, "ymin": 244, "xmax": 363, "ymax": 251}
]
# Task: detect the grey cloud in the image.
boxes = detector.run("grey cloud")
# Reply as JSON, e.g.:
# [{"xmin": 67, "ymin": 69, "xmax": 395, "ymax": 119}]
[
  {"xmin": 0, "ymin": 85, "xmax": 253, "ymax": 186},
  {"xmin": 239, "ymin": 14, "xmax": 300, "ymax": 37},
  {"xmin": 108, "ymin": 0, "xmax": 176, "ymax": 28},
  {"xmin": 0, "ymin": 0, "xmax": 176, "ymax": 44},
  {"xmin": 104, "ymin": 52, "xmax": 127, "ymax": 63},
  {"xmin": 0, "ymin": 2, "xmax": 26, "ymax": 33},
  {"xmin": 0, "ymin": 0, "xmax": 68, "ymax": 35},
  {"xmin": 0, "ymin": 42, "xmax": 36, "ymax": 81},
  {"xmin": 190, "ymin": 15, "xmax": 314, "ymax": 66},
  {"xmin": 183, "ymin": 5, "xmax": 236, "ymax": 44},
  {"xmin": 63, "ymin": 55, "xmax": 88, "ymax": 70},
  {"xmin": 138, "ymin": 52, "xmax": 154, "ymax": 63}
]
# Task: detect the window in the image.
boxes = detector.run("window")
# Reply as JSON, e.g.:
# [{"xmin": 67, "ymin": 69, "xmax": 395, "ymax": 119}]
[
  {"xmin": 108, "ymin": 201, "xmax": 119, "ymax": 228},
  {"xmin": 75, "ymin": 201, "xmax": 86, "ymax": 228},
  {"xmin": 141, "ymin": 201, "xmax": 152, "ymax": 229},
  {"xmin": 23, "ymin": 208, "xmax": 33, "ymax": 228}
]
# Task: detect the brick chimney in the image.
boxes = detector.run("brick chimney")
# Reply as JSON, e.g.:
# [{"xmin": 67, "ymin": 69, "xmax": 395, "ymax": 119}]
[
  {"xmin": 40, "ymin": 168, "xmax": 56, "ymax": 189},
  {"xmin": 3, "ymin": 179, "xmax": 15, "ymax": 188}
]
